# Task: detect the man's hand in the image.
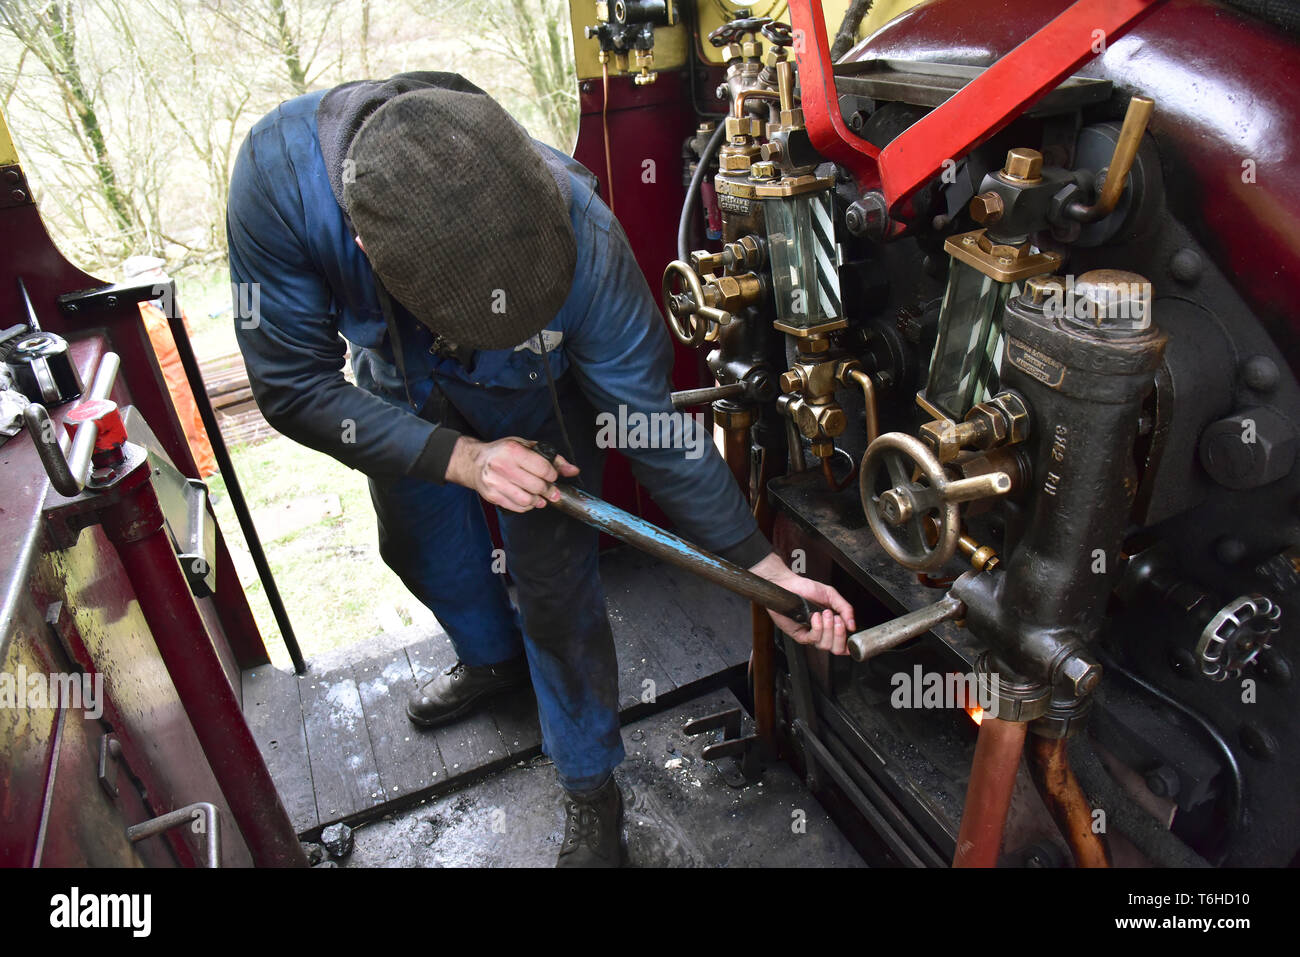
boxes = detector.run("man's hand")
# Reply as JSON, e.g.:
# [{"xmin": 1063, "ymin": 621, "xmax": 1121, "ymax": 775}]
[
  {"xmin": 748, "ymin": 552, "xmax": 856, "ymax": 655},
  {"xmin": 445, "ymin": 436, "xmax": 579, "ymax": 513}
]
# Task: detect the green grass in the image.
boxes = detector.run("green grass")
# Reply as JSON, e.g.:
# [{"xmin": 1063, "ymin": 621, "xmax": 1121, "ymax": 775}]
[
  {"xmin": 206, "ymin": 430, "xmax": 434, "ymax": 670},
  {"xmin": 173, "ymin": 262, "xmax": 436, "ymax": 668}
]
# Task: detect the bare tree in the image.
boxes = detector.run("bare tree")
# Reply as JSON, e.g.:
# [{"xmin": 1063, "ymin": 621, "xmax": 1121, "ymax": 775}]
[
  {"xmin": 0, "ymin": 0, "xmax": 141, "ymax": 235},
  {"xmin": 201, "ymin": 0, "xmax": 347, "ymax": 95}
]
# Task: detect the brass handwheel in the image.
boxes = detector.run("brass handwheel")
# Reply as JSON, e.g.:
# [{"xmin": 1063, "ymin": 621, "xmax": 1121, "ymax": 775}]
[
  {"xmin": 859, "ymin": 432, "xmax": 1011, "ymax": 572},
  {"xmin": 661, "ymin": 260, "xmax": 731, "ymax": 348}
]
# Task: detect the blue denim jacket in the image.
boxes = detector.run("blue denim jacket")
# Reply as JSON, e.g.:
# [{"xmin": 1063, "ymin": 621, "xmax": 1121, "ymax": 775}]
[{"xmin": 226, "ymin": 88, "xmax": 767, "ymax": 564}]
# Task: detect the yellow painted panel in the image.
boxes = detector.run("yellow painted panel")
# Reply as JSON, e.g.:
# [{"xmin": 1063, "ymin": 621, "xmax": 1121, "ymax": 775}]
[
  {"xmin": 570, "ymin": 0, "xmax": 924, "ymax": 82},
  {"xmin": 0, "ymin": 105, "xmax": 18, "ymax": 168}
]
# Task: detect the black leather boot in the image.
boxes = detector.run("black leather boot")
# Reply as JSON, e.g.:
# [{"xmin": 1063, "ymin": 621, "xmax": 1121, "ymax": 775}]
[
  {"xmin": 556, "ymin": 776, "xmax": 625, "ymax": 868},
  {"xmin": 406, "ymin": 657, "xmax": 529, "ymax": 728}
]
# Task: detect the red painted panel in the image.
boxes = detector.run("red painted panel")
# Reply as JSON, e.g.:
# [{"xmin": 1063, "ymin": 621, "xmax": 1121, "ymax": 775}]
[{"xmin": 851, "ymin": 0, "xmax": 1300, "ymax": 359}]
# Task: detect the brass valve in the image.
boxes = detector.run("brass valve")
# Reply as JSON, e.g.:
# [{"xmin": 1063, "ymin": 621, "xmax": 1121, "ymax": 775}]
[
  {"xmin": 860, "ymin": 431, "xmax": 1012, "ymax": 572},
  {"xmin": 919, "ymin": 391, "xmax": 1030, "ymax": 464},
  {"xmin": 779, "ymin": 337, "xmax": 844, "ymax": 459},
  {"xmin": 660, "ymin": 260, "xmax": 763, "ymax": 346}
]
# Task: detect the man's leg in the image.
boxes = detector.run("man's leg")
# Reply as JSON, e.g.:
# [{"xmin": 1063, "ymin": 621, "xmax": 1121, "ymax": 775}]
[
  {"xmin": 369, "ymin": 473, "xmax": 530, "ymax": 725},
  {"xmin": 493, "ymin": 393, "xmax": 626, "ymax": 865}
]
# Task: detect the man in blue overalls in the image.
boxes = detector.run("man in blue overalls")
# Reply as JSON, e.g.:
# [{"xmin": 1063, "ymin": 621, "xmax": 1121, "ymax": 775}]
[{"xmin": 228, "ymin": 73, "xmax": 854, "ymax": 866}]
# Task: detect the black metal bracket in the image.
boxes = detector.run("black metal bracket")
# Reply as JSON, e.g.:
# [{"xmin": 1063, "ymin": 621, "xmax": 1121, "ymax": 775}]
[
  {"xmin": 57, "ymin": 279, "xmax": 175, "ymax": 318},
  {"xmin": 683, "ymin": 707, "xmax": 764, "ymax": 787}
]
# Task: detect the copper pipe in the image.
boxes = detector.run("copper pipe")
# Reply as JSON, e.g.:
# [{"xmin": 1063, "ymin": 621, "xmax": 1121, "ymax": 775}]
[
  {"xmin": 953, "ymin": 716, "xmax": 1028, "ymax": 867},
  {"xmin": 723, "ymin": 423, "xmax": 750, "ymax": 491},
  {"xmin": 1028, "ymin": 736, "xmax": 1112, "ymax": 868},
  {"xmin": 733, "ymin": 88, "xmax": 780, "ymax": 119},
  {"xmin": 844, "ymin": 368, "xmax": 879, "ymax": 445}
]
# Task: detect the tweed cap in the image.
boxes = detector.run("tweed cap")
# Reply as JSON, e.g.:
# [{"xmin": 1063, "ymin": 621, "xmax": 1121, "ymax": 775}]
[{"xmin": 344, "ymin": 88, "xmax": 577, "ymax": 350}]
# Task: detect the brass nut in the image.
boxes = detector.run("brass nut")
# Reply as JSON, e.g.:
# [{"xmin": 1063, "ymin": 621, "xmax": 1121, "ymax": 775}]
[
  {"xmin": 750, "ymin": 160, "xmax": 778, "ymax": 181},
  {"xmin": 719, "ymin": 150, "xmax": 754, "ymax": 172},
  {"xmin": 1025, "ymin": 275, "xmax": 1065, "ymax": 305},
  {"xmin": 965, "ymin": 404, "xmax": 1010, "ymax": 449},
  {"xmin": 725, "ymin": 115, "xmax": 763, "ymax": 139},
  {"xmin": 969, "ymin": 191, "xmax": 1004, "ymax": 224},
  {"xmin": 1002, "ymin": 147, "xmax": 1043, "ymax": 183},
  {"xmin": 712, "ymin": 406, "xmax": 752, "ymax": 431},
  {"xmin": 987, "ymin": 391, "xmax": 1030, "ymax": 444},
  {"xmin": 796, "ymin": 335, "xmax": 832, "ymax": 355}
]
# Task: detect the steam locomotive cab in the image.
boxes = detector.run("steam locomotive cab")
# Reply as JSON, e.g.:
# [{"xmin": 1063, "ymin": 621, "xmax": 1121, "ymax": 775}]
[{"xmin": 1, "ymin": 0, "xmax": 1297, "ymax": 876}]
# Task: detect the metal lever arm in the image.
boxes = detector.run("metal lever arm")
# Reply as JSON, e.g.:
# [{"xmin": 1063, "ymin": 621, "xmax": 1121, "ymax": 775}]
[
  {"xmin": 788, "ymin": 0, "xmax": 1165, "ymax": 220},
  {"xmin": 533, "ymin": 442, "xmax": 823, "ymax": 626},
  {"xmin": 847, "ymin": 590, "xmax": 966, "ymax": 661}
]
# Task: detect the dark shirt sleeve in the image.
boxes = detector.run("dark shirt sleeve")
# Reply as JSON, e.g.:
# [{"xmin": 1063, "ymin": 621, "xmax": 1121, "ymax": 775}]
[
  {"xmin": 226, "ymin": 130, "xmax": 459, "ymax": 483},
  {"xmin": 565, "ymin": 217, "xmax": 772, "ymax": 569}
]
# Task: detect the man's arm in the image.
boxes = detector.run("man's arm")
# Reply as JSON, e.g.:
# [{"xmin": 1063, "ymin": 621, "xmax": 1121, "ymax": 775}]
[
  {"xmin": 563, "ymin": 216, "xmax": 855, "ymax": 652},
  {"xmin": 226, "ymin": 131, "xmax": 460, "ymax": 483}
]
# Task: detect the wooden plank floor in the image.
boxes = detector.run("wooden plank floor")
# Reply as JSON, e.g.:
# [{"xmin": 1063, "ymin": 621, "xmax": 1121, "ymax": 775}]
[{"xmin": 243, "ymin": 547, "xmax": 751, "ymax": 835}]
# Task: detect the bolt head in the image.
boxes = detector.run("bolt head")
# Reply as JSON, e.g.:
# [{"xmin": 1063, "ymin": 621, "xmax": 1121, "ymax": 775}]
[
  {"xmin": 1002, "ymin": 147, "xmax": 1043, "ymax": 182},
  {"xmin": 969, "ymin": 191, "xmax": 1004, "ymax": 224},
  {"xmin": 1059, "ymin": 654, "xmax": 1102, "ymax": 696}
]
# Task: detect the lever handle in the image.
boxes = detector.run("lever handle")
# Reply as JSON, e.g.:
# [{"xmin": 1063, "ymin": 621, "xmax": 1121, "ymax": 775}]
[
  {"xmin": 847, "ymin": 591, "xmax": 966, "ymax": 662},
  {"xmin": 1069, "ymin": 94, "xmax": 1154, "ymax": 223}
]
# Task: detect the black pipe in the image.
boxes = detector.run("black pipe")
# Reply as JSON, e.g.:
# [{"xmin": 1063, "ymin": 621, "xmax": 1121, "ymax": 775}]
[
  {"xmin": 163, "ymin": 291, "xmax": 307, "ymax": 675},
  {"xmin": 1095, "ymin": 648, "xmax": 1244, "ymax": 864},
  {"xmin": 678, "ymin": 122, "xmax": 727, "ymax": 262},
  {"xmin": 1068, "ymin": 733, "xmax": 1212, "ymax": 869}
]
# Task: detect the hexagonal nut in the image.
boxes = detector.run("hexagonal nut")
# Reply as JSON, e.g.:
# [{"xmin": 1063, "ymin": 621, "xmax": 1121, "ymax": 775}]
[
  {"xmin": 1002, "ymin": 147, "xmax": 1043, "ymax": 182},
  {"xmin": 919, "ymin": 419, "xmax": 962, "ymax": 463},
  {"xmin": 725, "ymin": 115, "xmax": 763, "ymax": 140},
  {"xmin": 779, "ymin": 369, "xmax": 805, "ymax": 394},
  {"xmin": 988, "ymin": 391, "xmax": 1030, "ymax": 444},
  {"xmin": 1199, "ymin": 407, "xmax": 1299, "ymax": 490},
  {"xmin": 817, "ymin": 405, "xmax": 847, "ymax": 437},
  {"xmin": 969, "ymin": 191, "xmax": 1004, "ymax": 224},
  {"xmin": 965, "ymin": 403, "xmax": 1010, "ymax": 449},
  {"xmin": 1056, "ymin": 653, "xmax": 1102, "ymax": 697},
  {"xmin": 719, "ymin": 151, "xmax": 754, "ymax": 172}
]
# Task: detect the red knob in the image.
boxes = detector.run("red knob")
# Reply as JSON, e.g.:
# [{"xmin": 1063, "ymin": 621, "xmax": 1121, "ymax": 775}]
[{"xmin": 64, "ymin": 398, "xmax": 128, "ymax": 453}]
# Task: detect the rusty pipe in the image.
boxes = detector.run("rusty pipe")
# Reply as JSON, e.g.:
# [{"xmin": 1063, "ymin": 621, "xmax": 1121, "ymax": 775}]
[
  {"xmin": 952, "ymin": 716, "xmax": 1028, "ymax": 867},
  {"xmin": 1028, "ymin": 735, "xmax": 1112, "ymax": 867},
  {"xmin": 533, "ymin": 444, "xmax": 822, "ymax": 626}
]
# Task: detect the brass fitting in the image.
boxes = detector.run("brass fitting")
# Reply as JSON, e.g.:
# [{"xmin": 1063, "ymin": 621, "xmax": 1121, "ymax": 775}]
[
  {"xmin": 919, "ymin": 391, "xmax": 1030, "ymax": 463},
  {"xmin": 713, "ymin": 404, "xmax": 753, "ymax": 432},
  {"xmin": 1000, "ymin": 147, "xmax": 1044, "ymax": 184},
  {"xmin": 724, "ymin": 114, "xmax": 764, "ymax": 140},
  {"xmin": 969, "ymin": 191, "xmax": 1004, "ymax": 225}
]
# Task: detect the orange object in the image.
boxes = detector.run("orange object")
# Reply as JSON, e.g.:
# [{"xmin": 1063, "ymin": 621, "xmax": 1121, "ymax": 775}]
[{"xmin": 139, "ymin": 301, "xmax": 217, "ymax": 478}]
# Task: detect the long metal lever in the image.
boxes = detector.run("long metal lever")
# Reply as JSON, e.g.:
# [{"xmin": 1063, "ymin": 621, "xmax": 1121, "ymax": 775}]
[
  {"xmin": 534, "ymin": 443, "xmax": 822, "ymax": 626},
  {"xmin": 847, "ymin": 590, "xmax": 966, "ymax": 661}
]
